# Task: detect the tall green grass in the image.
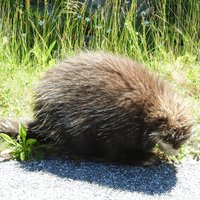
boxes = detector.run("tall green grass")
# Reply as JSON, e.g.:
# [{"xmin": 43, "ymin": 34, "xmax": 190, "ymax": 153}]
[
  {"xmin": 0, "ymin": 0, "xmax": 199, "ymax": 63},
  {"xmin": 0, "ymin": 0, "xmax": 199, "ymax": 158}
]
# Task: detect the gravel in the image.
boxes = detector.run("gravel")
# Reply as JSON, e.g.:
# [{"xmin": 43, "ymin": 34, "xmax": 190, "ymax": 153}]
[{"xmin": 0, "ymin": 157, "xmax": 199, "ymax": 200}]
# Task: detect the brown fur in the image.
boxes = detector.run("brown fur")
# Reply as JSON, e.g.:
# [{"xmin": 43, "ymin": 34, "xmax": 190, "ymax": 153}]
[{"xmin": 0, "ymin": 52, "xmax": 193, "ymax": 165}]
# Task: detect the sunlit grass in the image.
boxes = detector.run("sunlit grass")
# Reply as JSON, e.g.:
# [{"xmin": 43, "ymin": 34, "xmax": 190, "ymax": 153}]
[{"xmin": 0, "ymin": 0, "xmax": 199, "ymax": 160}]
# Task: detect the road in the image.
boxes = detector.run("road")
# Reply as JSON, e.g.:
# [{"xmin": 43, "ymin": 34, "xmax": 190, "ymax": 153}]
[{"xmin": 0, "ymin": 157, "xmax": 199, "ymax": 200}]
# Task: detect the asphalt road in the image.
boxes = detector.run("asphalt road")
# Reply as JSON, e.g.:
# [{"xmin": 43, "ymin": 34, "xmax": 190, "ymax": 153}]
[{"xmin": 0, "ymin": 157, "xmax": 199, "ymax": 200}]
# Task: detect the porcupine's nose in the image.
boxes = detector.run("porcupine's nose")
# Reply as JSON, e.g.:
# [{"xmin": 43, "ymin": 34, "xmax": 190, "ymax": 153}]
[{"xmin": 158, "ymin": 141, "xmax": 179, "ymax": 156}]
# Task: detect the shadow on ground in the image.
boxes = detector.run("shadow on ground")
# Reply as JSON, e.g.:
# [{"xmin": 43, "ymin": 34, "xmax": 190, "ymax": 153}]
[{"xmin": 20, "ymin": 159, "xmax": 177, "ymax": 195}]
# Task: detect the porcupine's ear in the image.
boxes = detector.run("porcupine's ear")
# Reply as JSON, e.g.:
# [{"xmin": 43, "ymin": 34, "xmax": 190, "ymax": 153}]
[
  {"xmin": 153, "ymin": 116, "xmax": 169, "ymax": 128},
  {"xmin": 144, "ymin": 111, "xmax": 169, "ymax": 130}
]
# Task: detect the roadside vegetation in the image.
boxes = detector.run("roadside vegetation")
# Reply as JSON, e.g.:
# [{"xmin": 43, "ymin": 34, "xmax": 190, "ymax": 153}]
[{"xmin": 0, "ymin": 0, "xmax": 199, "ymax": 161}]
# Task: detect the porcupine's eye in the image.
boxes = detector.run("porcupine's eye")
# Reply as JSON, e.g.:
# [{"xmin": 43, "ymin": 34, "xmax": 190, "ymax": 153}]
[
  {"xmin": 163, "ymin": 135, "xmax": 172, "ymax": 143},
  {"xmin": 172, "ymin": 143, "xmax": 181, "ymax": 149},
  {"xmin": 163, "ymin": 133, "xmax": 185, "ymax": 150}
]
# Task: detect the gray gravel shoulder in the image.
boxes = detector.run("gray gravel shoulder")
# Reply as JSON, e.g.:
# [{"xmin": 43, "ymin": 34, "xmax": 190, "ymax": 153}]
[{"xmin": 0, "ymin": 157, "xmax": 199, "ymax": 200}]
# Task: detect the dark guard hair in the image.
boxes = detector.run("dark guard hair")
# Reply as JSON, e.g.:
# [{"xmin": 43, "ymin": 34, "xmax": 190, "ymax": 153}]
[{"xmin": 0, "ymin": 52, "xmax": 193, "ymax": 165}]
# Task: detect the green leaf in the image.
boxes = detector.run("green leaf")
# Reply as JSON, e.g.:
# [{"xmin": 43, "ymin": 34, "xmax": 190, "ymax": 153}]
[
  {"xmin": 0, "ymin": 133, "xmax": 16, "ymax": 145},
  {"xmin": 20, "ymin": 152, "xmax": 26, "ymax": 161},
  {"xmin": 18, "ymin": 123, "xmax": 27, "ymax": 143},
  {"xmin": 17, "ymin": 134, "xmax": 21, "ymax": 142},
  {"xmin": 26, "ymin": 138, "xmax": 38, "ymax": 146},
  {"xmin": 48, "ymin": 40, "xmax": 56, "ymax": 54}
]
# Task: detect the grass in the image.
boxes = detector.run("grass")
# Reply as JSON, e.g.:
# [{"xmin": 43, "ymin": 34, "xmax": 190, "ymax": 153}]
[{"xmin": 0, "ymin": 0, "xmax": 199, "ymax": 161}]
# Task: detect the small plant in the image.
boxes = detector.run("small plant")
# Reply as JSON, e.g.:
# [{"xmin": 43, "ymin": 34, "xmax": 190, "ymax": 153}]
[
  {"xmin": 153, "ymin": 145, "xmax": 187, "ymax": 164},
  {"xmin": 0, "ymin": 123, "xmax": 39, "ymax": 161}
]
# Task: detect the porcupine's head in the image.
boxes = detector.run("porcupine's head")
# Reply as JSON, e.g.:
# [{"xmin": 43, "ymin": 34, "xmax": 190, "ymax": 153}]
[{"xmin": 146, "ymin": 90, "xmax": 193, "ymax": 156}]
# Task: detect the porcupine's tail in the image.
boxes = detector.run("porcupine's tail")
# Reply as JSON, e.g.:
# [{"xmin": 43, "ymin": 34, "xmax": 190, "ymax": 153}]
[
  {"xmin": 0, "ymin": 118, "xmax": 53, "ymax": 145},
  {"xmin": 0, "ymin": 118, "xmax": 38, "ymax": 140},
  {"xmin": 0, "ymin": 118, "xmax": 21, "ymax": 138}
]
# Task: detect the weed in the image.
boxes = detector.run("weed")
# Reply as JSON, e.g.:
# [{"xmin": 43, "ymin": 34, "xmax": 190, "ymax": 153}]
[{"xmin": 0, "ymin": 124, "xmax": 40, "ymax": 161}]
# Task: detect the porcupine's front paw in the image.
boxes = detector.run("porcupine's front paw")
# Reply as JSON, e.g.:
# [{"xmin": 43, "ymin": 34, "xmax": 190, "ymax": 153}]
[{"xmin": 141, "ymin": 153, "xmax": 162, "ymax": 166}]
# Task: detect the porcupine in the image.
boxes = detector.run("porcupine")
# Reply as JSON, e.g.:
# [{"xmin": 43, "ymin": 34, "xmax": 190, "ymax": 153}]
[{"xmin": 0, "ymin": 52, "xmax": 193, "ymax": 165}]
